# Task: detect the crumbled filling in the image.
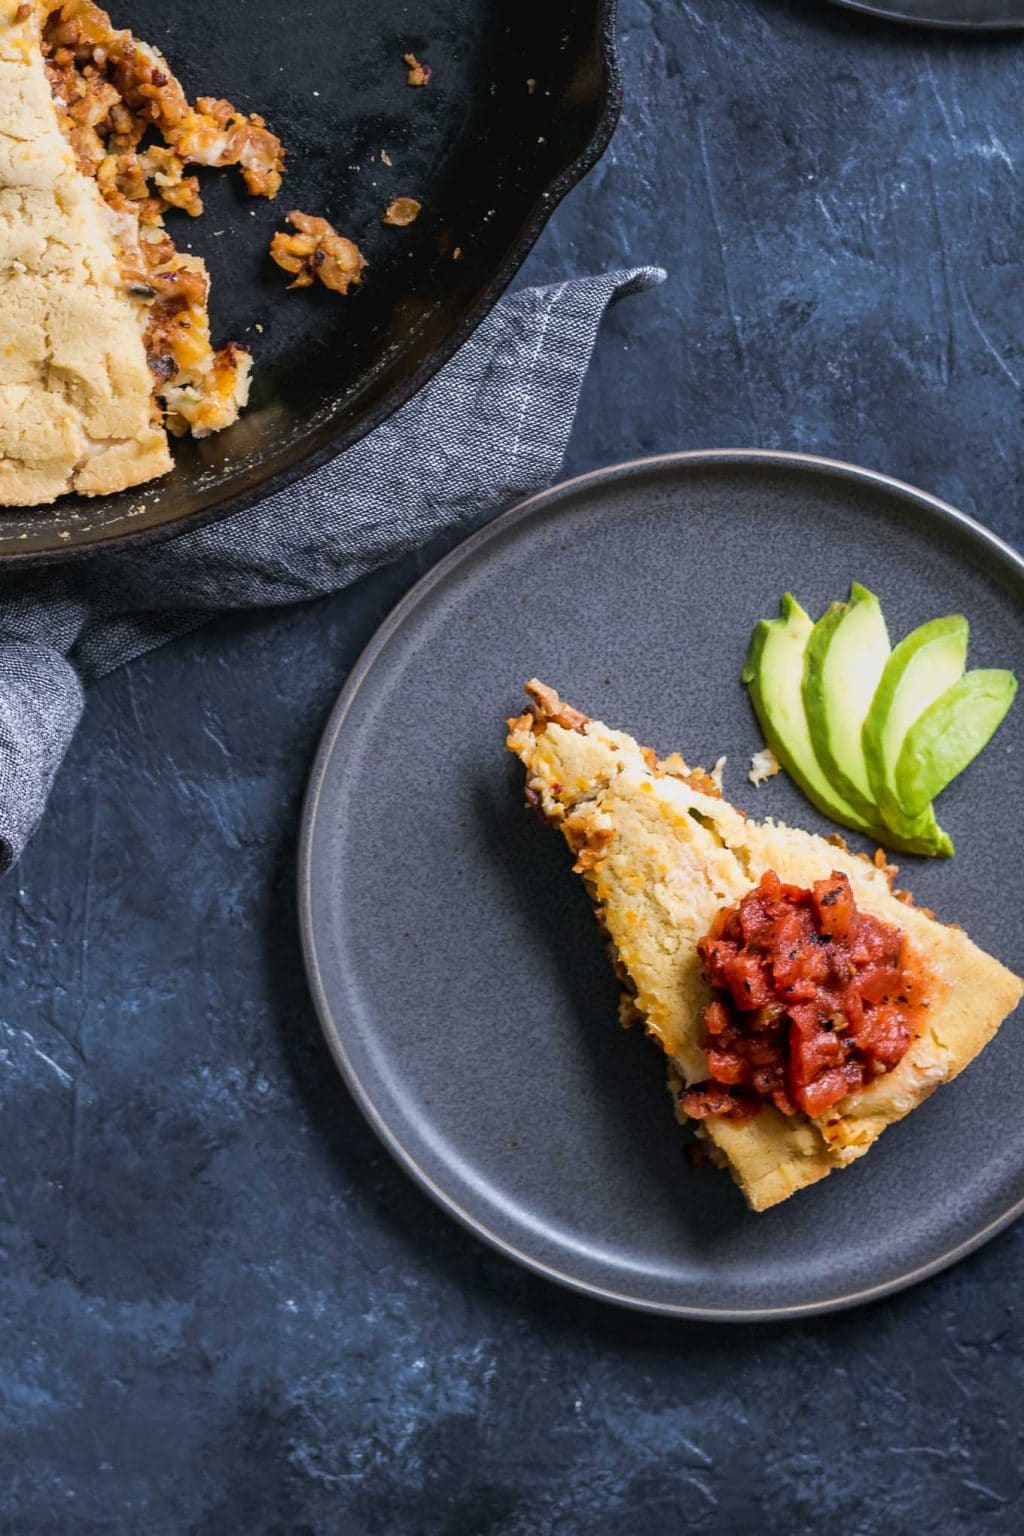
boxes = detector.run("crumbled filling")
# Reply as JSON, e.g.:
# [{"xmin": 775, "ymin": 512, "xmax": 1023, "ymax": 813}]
[
  {"xmin": 382, "ymin": 196, "xmax": 422, "ymax": 227},
  {"xmin": 38, "ymin": 0, "xmax": 285, "ymax": 436},
  {"xmin": 269, "ymin": 211, "xmax": 366, "ymax": 295},
  {"xmin": 682, "ymin": 869, "xmax": 926, "ymax": 1123},
  {"xmin": 41, "ymin": 4, "xmax": 284, "ymax": 203}
]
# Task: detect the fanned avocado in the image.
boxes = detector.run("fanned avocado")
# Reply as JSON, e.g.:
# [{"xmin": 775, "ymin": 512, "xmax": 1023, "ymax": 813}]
[
  {"xmin": 803, "ymin": 583, "xmax": 890, "ymax": 821},
  {"xmin": 862, "ymin": 614, "xmax": 969, "ymax": 857},
  {"xmin": 746, "ymin": 586, "xmax": 1017, "ymax": 858},
  {"xmin": 895, "ymin": 669, "xmax": 1017, "ymax": 818},
  {"xmin": 742, "ymin": 594, "xmax": 890, "ymax": 840}
]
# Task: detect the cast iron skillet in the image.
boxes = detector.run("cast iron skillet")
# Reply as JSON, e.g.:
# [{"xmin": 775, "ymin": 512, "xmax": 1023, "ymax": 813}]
[
  {"xmin": 830, "ymin": 1, "xmax": 1024, "ymax": 27},
  {"xmin": 0, "ymin": 0, "xmax": 620, "ymax": 564}
]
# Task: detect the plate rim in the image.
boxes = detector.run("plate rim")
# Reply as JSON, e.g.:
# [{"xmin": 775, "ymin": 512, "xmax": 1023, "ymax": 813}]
[
  {"xmin": 298, "ymin": 447, "xmax": 1024, "ymax": 1321},
  {"xmin": 0, "ymin": 0, "xmax": 623, "ymax": 567},
  {"xmin": 829, "ymin": 0, "xmax": 1024, "ymax": 29}
]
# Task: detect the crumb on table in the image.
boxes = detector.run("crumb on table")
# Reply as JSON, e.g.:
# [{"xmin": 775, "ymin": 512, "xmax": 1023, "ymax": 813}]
[{"xmin": 404, "ymin": 52, "xmax": 431, "ymax": 86}]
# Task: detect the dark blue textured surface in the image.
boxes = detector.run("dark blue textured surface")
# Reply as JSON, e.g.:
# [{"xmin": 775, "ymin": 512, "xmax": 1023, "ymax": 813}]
[{"xmin": 3, "ymin": 2, "xmax": 1024, "ymax": 1530}]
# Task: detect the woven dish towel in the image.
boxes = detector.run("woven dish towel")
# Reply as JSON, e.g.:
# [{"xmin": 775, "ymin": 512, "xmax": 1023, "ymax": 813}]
[{"xmin": 0, "ymin": 266, "xmax": 664, "ymax": 871}]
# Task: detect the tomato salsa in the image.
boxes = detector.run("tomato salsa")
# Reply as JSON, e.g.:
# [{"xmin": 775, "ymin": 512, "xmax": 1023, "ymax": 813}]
[{"xmin": 683, "ymin": 869, "xmax": 926, "ymax": 1123}]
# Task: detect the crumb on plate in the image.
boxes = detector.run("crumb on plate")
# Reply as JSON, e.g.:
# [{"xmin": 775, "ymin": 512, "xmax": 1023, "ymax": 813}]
[{"xmin": 748, "ymin": 746, "xmax": 780, "ymax": 786}]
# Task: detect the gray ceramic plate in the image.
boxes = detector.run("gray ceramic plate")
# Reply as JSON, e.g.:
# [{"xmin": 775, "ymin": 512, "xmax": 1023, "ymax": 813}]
[
  {"xmin": 299, "ymin": 451, "xmax": 1024, "ymax": 1319},
  {"xmin": 830, "ymin": 0, "xmax": 1024, "ymax": 27}
]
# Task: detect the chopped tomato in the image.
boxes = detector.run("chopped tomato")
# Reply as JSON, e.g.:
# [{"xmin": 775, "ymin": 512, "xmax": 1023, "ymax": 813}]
[
  {"xmin": 705, "ymin": 1048, "xmax": 750, "ymax": 1085},
  {"xmin": 721, "ymin": 949, "xmax": 775, "ymax": 1011},
  {"xmin": 851, "ymin": 1005, "xmax": 914, "ymax": 1069},
  {"xmin": 686, "ymin": 869, "xmax": 925, "ymax": 1124},
  {"xmin": 857, "ymin": 965, "xmax": 904, "ymax": 1005},
  {"xmin": 702, "ymin": 999, "xmax": 733, "ymax": 1037},
  {"xmin": 839, "ymin": 985, "xmax": 864, "ymax": 1031},
  {"xmin": 682, "ymin": 1084, "xmax": 759, "ymax": 1123},
  {"xmin": 811, "ymin": 874, "xmax": 856, "ymax": 940},
  {"xmin": 789, "ymin": 1015, "xmax": 846, "ymax": 1083},
  {"xmin": 796, "ymin": 1067, "xmax": 850, "ymax": 1118}
]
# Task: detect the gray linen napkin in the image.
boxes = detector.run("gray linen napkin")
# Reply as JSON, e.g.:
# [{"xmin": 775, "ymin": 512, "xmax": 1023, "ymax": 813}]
[{"xmin": 0, "ymin": 266, "xmax": 664, "ymax": 871}]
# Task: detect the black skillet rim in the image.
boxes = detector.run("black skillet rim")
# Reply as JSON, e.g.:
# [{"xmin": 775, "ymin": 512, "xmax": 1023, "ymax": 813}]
[{"xmin": 1, "ymin": 1, "xmax": 622, "ymax": 567}]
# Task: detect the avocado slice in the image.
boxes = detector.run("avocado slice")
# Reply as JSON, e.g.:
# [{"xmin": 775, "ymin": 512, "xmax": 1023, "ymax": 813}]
[
  {"xmin": 742, "ymin": 594, "xmax": 890, "ymax": 840},
  {"xmin": 895, "ymin": 668, "xmax": 1017, "ymax": 818},
  {"xmin": 803, "ymin": 582, "xmax": 890, "ymax": 821},
  {"xmin": 862, "ymin": 614, "xmax": 969, "ymax": 856}
]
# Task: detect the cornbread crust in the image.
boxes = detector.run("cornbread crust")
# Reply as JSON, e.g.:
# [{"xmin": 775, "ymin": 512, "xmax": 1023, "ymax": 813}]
[
  {"xmin": 507, "ymin": 681, "xmax": 1023, "ymax": 1211},
  {"xmin": 0, "ymin": 0, "xmax": 170, "ymax": 504}
]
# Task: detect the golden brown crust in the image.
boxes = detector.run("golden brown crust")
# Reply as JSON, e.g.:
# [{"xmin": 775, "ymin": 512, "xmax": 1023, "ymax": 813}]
[
  {"xmin": 0, "ymin": 0, "xmax": 171, "ymax": 502},
  {"xmin": 522, "ymin": 679, "xmax": 591, "ymax": 731},
  {"xmin": 0, "ymin": 0, "xmax": 280, "ymax": 502},
  {"xmin": 508, "ymin": 681, "xmax": 1024, "ymax": 1212}
]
